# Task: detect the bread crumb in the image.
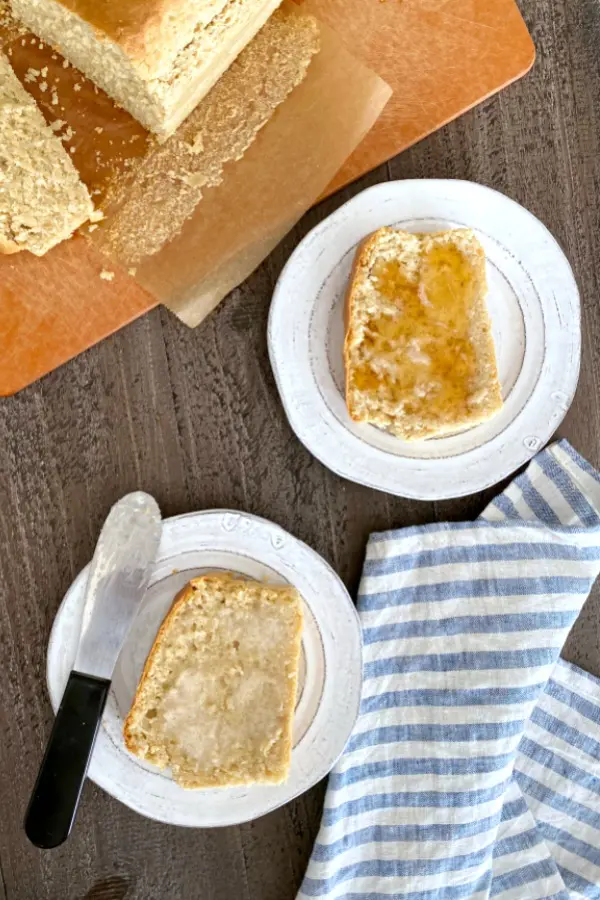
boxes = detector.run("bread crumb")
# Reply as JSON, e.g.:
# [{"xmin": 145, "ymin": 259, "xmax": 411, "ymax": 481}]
[
  {"xmin": 74, "ymin": 83, "xmax": 82, "ymax": 92},
  {"xmin": 128, "ymin": 268, "xmax": 137, "ymax": 277},
  {"xmin": 62, "ymin": 59, "xmax": 69, "ymax": 69},
  {"xmin": 181, "ymin": 173, "xmax": 208, "ymax": 188},
  {"xmin": 40, "ymin": 82, "xmax": 48, "ymax": 93},
  {"xmin": 99, "ymin": 270, "xmax": 114, "ymax": 281},
  {"xmin": 88, "ymin": 224, "xmax": 99, "ymax": 233},
  {"xmin": 89, "ymin": 209, "xmax": 104, "ymax": 223},
  {"xmin": 189, "ymin": 133, "xmax": 204, "ymax": 154},
  {"xmin": 94, "ymin": 126, "xmax": 103, "ymax": 134}
]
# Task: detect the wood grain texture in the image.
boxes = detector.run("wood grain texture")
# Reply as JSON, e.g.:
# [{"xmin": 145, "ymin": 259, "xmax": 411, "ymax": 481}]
[{"xmin": 0, "ymin": 0, "xmax": 599, "ymax": 896}]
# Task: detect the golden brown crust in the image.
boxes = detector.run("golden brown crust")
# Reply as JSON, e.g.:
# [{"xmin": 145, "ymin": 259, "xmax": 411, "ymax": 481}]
[
  {"xmin": 54, "ymin": 0, "xmax": 233, "ymax": 76},
  {"xmin": 344, "ymin": 232, "xmax": 382, "ymax": 425}
]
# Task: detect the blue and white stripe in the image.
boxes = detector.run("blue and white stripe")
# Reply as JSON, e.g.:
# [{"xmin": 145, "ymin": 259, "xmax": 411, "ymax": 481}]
[{"xmin": 299, "ymin": 441, "xmax": 600, "ymax": 900}]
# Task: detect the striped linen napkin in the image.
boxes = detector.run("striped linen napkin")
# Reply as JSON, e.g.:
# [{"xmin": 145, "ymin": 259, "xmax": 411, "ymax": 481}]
[{"xmin": 299, "ymin": 440, "xmax": 600, "ymax": 900}]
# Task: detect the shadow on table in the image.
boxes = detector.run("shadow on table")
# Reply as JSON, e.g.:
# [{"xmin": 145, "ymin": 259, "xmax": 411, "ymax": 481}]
[{"xmin": 81, "ymin": 876, "xmax": 130, "ymax": 900}]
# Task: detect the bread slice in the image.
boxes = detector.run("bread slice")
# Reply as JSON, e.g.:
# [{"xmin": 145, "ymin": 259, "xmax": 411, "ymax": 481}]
[
  {"xmin": 0, "ymin": 52, "xmax": 94, "ymax": 256},
  {"xmin": 99, "ymin": 8, "xmax": 320, "ymax": 264},
  {"xmin": 345, "ymin": 228, "xmax": 503, "ymax": 441},
  {"xmin": 11, "ymin": 0, "xmax": 285, "ymax": 138},
  {"xmin": 124, "ymin": 574, "xmax": 304, "ymax": 789}
]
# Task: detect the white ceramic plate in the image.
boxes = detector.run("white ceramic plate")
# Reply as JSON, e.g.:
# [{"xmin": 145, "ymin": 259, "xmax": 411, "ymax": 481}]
[
  {"xmin": 47, "ymin": 510, "xmax": 362, "ymax": 827},
  {"xmin": 268, "ymin": 180, "xmax": 581, "ymax": 500}
]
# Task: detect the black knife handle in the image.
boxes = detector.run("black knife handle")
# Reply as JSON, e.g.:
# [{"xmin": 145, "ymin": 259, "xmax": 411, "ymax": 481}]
[{"xmin": 25, "ymin": 671, "xmax": 110, "ymax": 849}]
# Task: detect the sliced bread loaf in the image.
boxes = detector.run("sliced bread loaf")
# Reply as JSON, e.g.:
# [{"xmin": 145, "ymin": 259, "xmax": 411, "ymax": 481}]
[
  {"xmin": 11, "ymin": 0, "xmax": 285, "ymax": 138},
  {"xmin": 345, "ymin": 228, "xmax": 503, "ymax": 441},
  {"xmin": 0, "ymin": 52, "xmax": 93, "ymax": 255},
  {"xmin": 124, "ymin": 573, "xmax": 304, "ymax": 789}
]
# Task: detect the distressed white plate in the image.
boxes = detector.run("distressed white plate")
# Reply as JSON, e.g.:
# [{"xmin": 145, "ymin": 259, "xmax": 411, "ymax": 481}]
[
  {"xmin": 268, "ymin": 180, "xmax": 581, "ymax": 500},
  {"xmin": 47, "ymin": 510, "xmax": 362, "ymax": 827}
]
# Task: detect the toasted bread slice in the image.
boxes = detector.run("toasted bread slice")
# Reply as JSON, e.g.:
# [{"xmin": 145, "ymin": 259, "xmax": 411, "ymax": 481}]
[
  {"xmin": 124, "ymin": 573, "xmax": 303, "ymax": 789},
  {"xmin": 344, "ymin": 227, "xmax": 503, "ymax": 441}
]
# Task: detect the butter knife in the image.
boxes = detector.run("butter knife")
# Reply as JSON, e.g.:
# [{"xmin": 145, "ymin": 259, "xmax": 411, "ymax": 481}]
[{"xmin": 25, "ymin": 492, "xmax": 162, "ymax": 849}]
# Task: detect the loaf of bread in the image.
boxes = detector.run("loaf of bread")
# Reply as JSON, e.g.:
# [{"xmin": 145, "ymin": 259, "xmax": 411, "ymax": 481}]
[
  {"xmin": 10, "ymin": 0, "xmax": 285, "ymax": 138},
  {"xmin": 345, "ymin": 228, "xmax": 503, "ymax": 441},
  {"xmin": 124, "ymin": 573, "xmax": 304, "ymax": 789},
  {"xmin": 0, "ymin": 52, "xmax": 94, "ymax": 255}
]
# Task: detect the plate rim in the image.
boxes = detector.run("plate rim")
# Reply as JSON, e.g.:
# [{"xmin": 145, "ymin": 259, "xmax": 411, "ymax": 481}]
[
  {"xmin": 46, "ymin": 508, "xmax": 363, "ymax": 828},
  {"xmin": 268, "ymin": 178, "xmax": 581, "ymax": 500}
]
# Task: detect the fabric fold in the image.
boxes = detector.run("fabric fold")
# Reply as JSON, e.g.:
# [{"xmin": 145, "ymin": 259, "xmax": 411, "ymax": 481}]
[{"xmin": 299, "ymin": 441, "xmax": 600, "ymax": 900}]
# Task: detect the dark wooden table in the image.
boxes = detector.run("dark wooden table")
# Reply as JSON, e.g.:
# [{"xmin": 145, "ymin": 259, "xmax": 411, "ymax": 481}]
[{"xmin": 1, "ymin": 1, "xmax": 600, "ymax": 897}]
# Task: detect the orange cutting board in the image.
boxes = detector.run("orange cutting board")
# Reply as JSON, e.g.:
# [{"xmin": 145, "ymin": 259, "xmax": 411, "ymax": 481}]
[{"xmin": 0, "ymin": 0, "xmax": 534, "ymax": 396}]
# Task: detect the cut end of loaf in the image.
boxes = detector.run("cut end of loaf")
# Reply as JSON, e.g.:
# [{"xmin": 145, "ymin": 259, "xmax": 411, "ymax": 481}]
[
  {"xmin": 124, "ymin": 573, "xmax": 304, "ymax": 790},
  {"xmin": 344, "ymin": 227, "xmax": 504, "ymax": 441},
  {"xmin": 0, "ymin": 52, "xmax": 93, "ymax": 256},
  {"xmin": 11, "ymin": 0, "xmax": 287, "ymax": 138}
]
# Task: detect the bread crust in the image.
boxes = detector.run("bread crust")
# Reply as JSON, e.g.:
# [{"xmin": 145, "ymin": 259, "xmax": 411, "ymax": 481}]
[
  {"xmin": 344, "ymin": 232, "xmax": 382, "ymax": 426},
  {"xmin": 51, "ymin": 0, "xmax": 233, "ymax": 77}
]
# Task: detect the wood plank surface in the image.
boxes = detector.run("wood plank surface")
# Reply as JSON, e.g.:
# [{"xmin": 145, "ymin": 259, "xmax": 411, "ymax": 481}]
[{"xmin": 0, "ymin": 1, "xmax": 599, "ymax": 897}]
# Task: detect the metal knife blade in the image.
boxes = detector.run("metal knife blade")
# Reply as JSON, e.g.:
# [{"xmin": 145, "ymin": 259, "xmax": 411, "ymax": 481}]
[{"xmin": 74, "ymin": 491, "xmax": 162, "ymax": 681}]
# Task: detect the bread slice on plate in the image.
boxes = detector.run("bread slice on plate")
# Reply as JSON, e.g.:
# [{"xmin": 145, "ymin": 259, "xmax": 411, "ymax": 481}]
[
  {"xmin": 344, "ymin": 227, "xmax": 503, "ymax": 441},
  {"xmin": 124, "ymin": 573, "xmax": 304, "ymax": 789},
  {"xmin": 10, "ymin": 0, "xmax": 285, "ymax": 138},
  {"xmin": 0, "ymin": 52, "xmax": 94, "ymax": 256}
]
